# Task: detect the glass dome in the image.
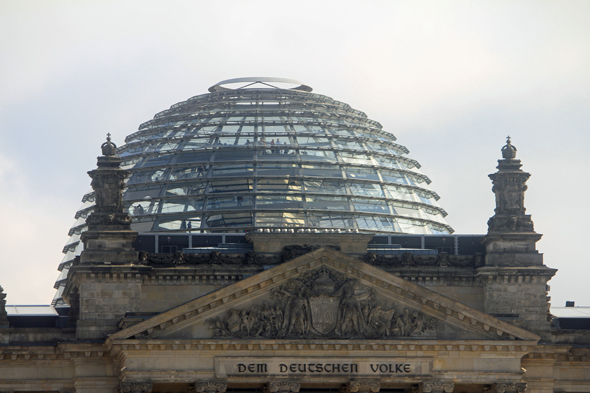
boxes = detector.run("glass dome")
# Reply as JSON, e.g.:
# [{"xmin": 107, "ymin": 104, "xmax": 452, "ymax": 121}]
[
  {"xmin": 120, "ymin": 78, "xmax": 452, "ymax": 234},
  {"xmin": 52, "ymin": 78, "xmax": 453, "ymax": 304}
]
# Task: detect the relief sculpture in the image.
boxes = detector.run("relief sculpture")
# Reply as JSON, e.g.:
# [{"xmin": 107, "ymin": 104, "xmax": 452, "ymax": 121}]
[{"xmin": 208, "ymin": 267, "xmax": 436, "ymax": 339}]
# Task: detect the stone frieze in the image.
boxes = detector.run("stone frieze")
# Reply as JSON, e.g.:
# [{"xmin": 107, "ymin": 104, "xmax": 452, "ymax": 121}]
[{"xmin": 207, "ymin": 267, "xmax": 436, "ymax": 339}]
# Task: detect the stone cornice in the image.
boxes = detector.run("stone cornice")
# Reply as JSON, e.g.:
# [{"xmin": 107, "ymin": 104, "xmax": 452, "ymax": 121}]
[
  {"xmin": 12, "ymin": 340, "xmax": 588, "ymax": 364},
  {"xmin": 476, "ymin": 266, "xmax": 557, "ymax": 277},
  {"xmin": 0, "ymin": 342, "xmax": 106, "ymax": 361},
  {"xmin": 106, "ymin": 338, "xmax": 538, "ymax": 355}
]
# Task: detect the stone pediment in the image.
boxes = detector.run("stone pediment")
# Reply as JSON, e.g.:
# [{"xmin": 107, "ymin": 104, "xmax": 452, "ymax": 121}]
[{"xmin": 108, "ymin": 248, "xmax": 540, "ymax": 342}]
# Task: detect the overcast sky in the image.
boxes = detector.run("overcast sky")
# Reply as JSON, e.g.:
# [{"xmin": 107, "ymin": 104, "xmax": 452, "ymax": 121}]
[{"xmin": 1, "ymin": 1, "xmax": 589, "ymax": 308}]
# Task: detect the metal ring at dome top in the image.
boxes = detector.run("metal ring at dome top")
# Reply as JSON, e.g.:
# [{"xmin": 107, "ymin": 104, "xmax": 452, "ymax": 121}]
[{"xmin": 208, "ymin": 77, "xmax": 313, "ymax": 93}]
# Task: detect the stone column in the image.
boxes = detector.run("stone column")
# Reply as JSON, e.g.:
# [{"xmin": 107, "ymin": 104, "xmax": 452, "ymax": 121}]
[
  {"xmin": 117, "ymin": 382, "xmax": 153, "ymax": 393},
  {"xmin": 414, "ymin": 382, "xmax": 454, "ymax": 393},
  {"xmin": 263, "ymin": 381, "xmax": 301, "ymax": 393},
  {"xmin": 489, "ymin": 382, "xmax": 527, "ymax": 393},
  {"xmin": 192, "ymin": 381, "xmax": 227, "ymax": 393},
  {"xmin": 342, "ymin": 381, "xmax": 381, "ymax": 393}
]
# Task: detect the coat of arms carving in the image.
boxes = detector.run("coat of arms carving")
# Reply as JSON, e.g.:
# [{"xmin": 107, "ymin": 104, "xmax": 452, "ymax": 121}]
[{"xmin": 208, "ymin": 267, "xmax": 436, "ymax": 339}]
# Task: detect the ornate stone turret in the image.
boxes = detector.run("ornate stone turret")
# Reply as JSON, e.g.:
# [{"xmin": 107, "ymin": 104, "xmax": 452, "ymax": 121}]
[
  {"xmin": 482, "ymin": 137, "xmax": 542, "ymax": 267},
  {"xmin": 66, "ymin": 135, "xmax": 143, "ymax": 340},
  {"xmin": 478, "ymin": 138, "xmax": 555, "ymax": 336},
  {"xmin": 80, "ymin": 134, "xmax": 138, "ymax": 264}
]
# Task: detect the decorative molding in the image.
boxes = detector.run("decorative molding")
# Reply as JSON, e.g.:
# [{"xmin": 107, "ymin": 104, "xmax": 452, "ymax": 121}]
[
  {"xmin": 107, "ymin": 339, "xmax": 535, "ymax": 354},
  {"xmin": 343, "ymin": 381, "xmax": 380, "ymax": 393},
  {"xmin": 415, "ymin": 382, "xmax": 454, "ymax": 393},
  {"xmin": 143, "ymin": 275, "xmax": 244, "ymax": 286},
  {"xmin": 117, "ymin": 382, "xmax": 153, "ymax": 393},
  {"xmin": 361, "ymin": 252, "xmax": 484, "ymax": 269},
  {"xmin": 192, "ymin": 381, "xmax": 227, "ymax": 393},
  {"xmin": 490, "ymin": 382, "xmax": 527, "ymax": 393},
  {"xmin": 263, "ymin": 381, "xmax": 301, "ymax": 393}
]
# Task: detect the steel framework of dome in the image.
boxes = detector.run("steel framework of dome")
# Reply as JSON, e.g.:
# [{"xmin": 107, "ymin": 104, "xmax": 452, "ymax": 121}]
[{"xmin": 54, "ymin": 77, "xmax": 454, "ymax": 304}]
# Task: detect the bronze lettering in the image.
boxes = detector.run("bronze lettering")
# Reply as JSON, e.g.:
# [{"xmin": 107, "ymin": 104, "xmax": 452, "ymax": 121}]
[
  {"xmin": 395, "ymin": 364, "xmax": 403, "ymax": 373},
  {"xmin": 351, "ymin": 364, "xmax": 358, "ymax": 373},
  {"xmin": 317, "ymin": 364, "xmax": 323, "ymax": 372},
  {"xmin": 258, "ymin": 364, "xmax": 267, "ymax": 373},
  {"xmin": 248, "ymin": 364, "xmax": 255, "ymax": 372},
  {"xmin": 298, "ymin": 364, "xmax": 306, "ymax": 372},
  {"xmin": 280, "ymin": 364, "xmax": 287, "ymax": 373},
  {"xmin": 333, "ymin": 364, "xmax": 340, "ymax": 373},
  {"xmin": 309, "ymin": 364, "xmax": 315, "ymax": 372},
  {"xmin": 379, "ymin": 364, "xmax": 387, "ymax": 373},
  {"xmin": 404, "ymin": 364, "xmax": 411, "ymax": 373},
  {"xmin": 370, "ymin": 364, "xmax": 379, "ymax": 373},
  {"xmin": 290, "ymin": 364, "xmax": 297, "ymax": 372},
  {"xmin": 238, "ymin": 364, "xmax": 246, "ymax": 373}
]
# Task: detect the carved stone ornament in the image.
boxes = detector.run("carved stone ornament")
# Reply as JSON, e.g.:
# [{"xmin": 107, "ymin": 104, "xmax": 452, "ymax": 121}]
[
  {"xmin": 360, "ymin": 252, "xmax": 479, "ymax": 269},
  {"xmin": 116, "ymin": 382, "xmax": 153, "ymax": 393},
  {"xmin": 501, "ymin": 136, "xmax": 517, "ymax": 159},
  {"xmin": 90, "ymin": 172, "xmax": 128, "ymax": 213},
  {"xmin": 263, "ymin": 381, "xmax": 301, "ymax": 393},
  {"xmin": 487, "ymin": 215, "xmax": 534, "ymax": 233},
  {"xmin": 135, "ymin": 250, "xmax": 273, "ymax": 267},
  {"xmin": 283, "ymin": 244, "xmax": 340, "ymax": 261},
  {"xmin": 344, "ymin": 381, "xmax": 381, "ymax": 393},
  {"xmin": 67, "ymin": 286, "xmax": 80, "ymax": 326},
  {"xmin": 490, "ymin": 382, "xmax": 527, "ymax": 393},
  {"xmin": 414, "ymin": 382, "xmax": 454, "ymax": 393},
  {"xmin": 208, "ymin": 267, "xmax": 436, "ymax": 339},
  {"xmin": 192, "ymin": 381, "xmax": 227, "ymax": 393},
  {"xmin": 101, "ymin": 133, "xmax": 117, "ymax": 156},
  {"xmin": 0, "ymin": 285, "xmax": 9, "ymax": 326}
]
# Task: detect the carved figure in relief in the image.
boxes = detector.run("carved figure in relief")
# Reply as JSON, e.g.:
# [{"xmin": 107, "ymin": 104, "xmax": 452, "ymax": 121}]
[
  {"xmin": 334, "ymin": 280, "xmax": 371, "ymax": 336},
  {"xmin": 240, "ymin": 310, "xmax": 252, "ymax": 335},
  {"xmin": 253, "ymin": 302, "xmax": 277, "ymax": 337},
  {"xmin": 227, "ymin": 310, "xmax": 241, "ymax": 335},
  {"xmin": 368, "ymin": 305, "xmax": 392, "ymax": 336},
  {"xmin": 411, "ymin": 311, "xmax": 425, "ymax": 335},
  {"xmin": 391, "ymin": 311, "xmax": 404, "ymax": 336},
  {"xmin": 279, "ymin": 280, "xmax": 313, "ymax": 336},
  {"xmin": 208, "ymin": 267, "xmax": 436, "ymax": 339},
  {"xmin": 400, "ymin": 308, "xmax": 412, "ymax": 336},
  {"xmin": 275, "ymin": 306, "xmax": 284, "ymax": 329}
]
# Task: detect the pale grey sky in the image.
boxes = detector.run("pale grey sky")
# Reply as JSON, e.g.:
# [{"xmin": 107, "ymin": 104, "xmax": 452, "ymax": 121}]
[{"xmin": 0, "ymin": 0, "xmax": 589, "ymax": 307}]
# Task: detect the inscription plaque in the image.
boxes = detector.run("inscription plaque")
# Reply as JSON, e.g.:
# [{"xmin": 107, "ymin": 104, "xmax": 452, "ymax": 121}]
[{"xmin": 216, "ymin": 357, "xmax": 432, "ymax": 378}]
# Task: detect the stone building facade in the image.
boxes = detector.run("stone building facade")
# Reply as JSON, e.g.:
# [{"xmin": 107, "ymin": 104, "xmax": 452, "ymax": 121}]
[{"xmin": 1, "ymin": 87, "xmax": 589, "ymax": 392}]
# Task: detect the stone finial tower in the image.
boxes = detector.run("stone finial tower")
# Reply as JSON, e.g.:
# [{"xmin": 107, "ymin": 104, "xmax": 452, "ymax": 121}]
[
  {"xmin": 482, "ymin": 137, "xmax": 542, "ymax": 267},
  {"xmin": 67, "ymin": 135, "xmax": 142, "ymax": 340},
  {"xmin": 80, "ymin": 134, "xmax": 138, "ymax": 264},
  {"xmin": 479, "ymin": 138, "xmax": 555, "ymax": 336}
]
